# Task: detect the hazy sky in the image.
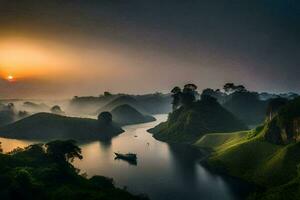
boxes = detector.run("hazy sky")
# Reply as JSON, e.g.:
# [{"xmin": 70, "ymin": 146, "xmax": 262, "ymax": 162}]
[{"xmin": 0, "ymin": 0, "xmax": 299, "ymax": 98}]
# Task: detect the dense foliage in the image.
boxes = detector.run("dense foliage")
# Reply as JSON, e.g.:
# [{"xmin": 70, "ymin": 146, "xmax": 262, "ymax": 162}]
[{"xmin": 0, "ymin": 140, "xmax": 148, "ymax": 200}]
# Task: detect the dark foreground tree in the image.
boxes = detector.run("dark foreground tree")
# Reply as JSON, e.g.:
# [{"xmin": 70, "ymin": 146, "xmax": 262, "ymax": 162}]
[{"xmin": 45, "ymin": 140, "xmax": 83, "ymax": 163}]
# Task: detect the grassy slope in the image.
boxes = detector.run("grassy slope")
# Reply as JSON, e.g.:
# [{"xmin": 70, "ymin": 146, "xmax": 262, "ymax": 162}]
[{"xmin": 195, "ymin": 126, "xmax": 300, "ymax": 199}]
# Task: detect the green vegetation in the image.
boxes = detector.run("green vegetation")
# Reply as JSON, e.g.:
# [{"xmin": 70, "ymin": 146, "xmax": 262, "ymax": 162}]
[
  {"xmin": 196, "ymin": 97, "xmax": 300, "ymax": 199},
  {"xmin": 111, "ymin": 104, "xmax": 156, "ymax": 126},
  {"xmin": 149, "ymin": 95, "xmax": 247, "ymax": 144},
  {"xmin": 195, "ymin": 130, "xmax": 250, "ymax": 150},
  {"xmin": 196, "ymin": 126, "xmax": 300, "ymax": 199},
  {"xmin": 0, "ymin": 112, "xmax": 123, "ymax": 141},
  {"xmin": 0, "ymin": 140, "xmax": 148, "ymax": 200}
]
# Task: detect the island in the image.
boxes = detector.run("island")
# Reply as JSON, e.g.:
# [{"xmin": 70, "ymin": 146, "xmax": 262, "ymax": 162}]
[
  {"xmin": 0, "ymin": 112, "xmax": 123, "ymax": 141},
  {"xmin": 111, "ymin": 104, "xmax": 156, "ymax": 126}
]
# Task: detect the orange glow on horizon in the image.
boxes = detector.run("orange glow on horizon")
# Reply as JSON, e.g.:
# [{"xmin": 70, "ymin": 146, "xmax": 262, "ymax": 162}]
[{"xmin": 0, "ymin": 37, "xmax": 77, "ymax": 80}]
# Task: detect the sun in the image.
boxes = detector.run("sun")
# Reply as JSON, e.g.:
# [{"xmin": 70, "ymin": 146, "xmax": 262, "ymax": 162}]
[{"xmin": 7, "ymin": 75, "xmax": 15, "ymax": 82}]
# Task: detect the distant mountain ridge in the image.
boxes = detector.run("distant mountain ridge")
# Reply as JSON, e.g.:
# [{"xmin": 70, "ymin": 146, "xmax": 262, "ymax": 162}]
[{"xmin": 70, "ymin": 93, "xmax": 172, "ymax": 115}]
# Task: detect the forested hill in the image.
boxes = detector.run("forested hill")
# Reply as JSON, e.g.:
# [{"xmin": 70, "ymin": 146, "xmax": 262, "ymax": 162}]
[
  {"xmin": 0, "ymin": 112, "xmax": 123, "ymax": 141},
  {"xmin": 149, "ymin": 95, "xmax": 247, "ymax": 144}
]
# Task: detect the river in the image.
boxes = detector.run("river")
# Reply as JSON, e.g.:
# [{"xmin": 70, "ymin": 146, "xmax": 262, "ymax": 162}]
[{"xmin": 0, "ymin": 114, "xmax": 250, "ymax": 200}]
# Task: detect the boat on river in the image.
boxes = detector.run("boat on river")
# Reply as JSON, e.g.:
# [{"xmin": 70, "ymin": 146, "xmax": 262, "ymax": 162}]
[{"xmin": 114, "ymin": 152, "xmax": 137, "ymax": 163}]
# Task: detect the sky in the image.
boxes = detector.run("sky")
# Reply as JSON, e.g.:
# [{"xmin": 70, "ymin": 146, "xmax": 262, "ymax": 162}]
[{"xmin": 0, "ymin": 0, "xmax": 299, "ymax": 98}]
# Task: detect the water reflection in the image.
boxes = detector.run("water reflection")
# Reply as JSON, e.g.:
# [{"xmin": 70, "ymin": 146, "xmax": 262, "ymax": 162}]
[
  {"xmin": 0, "ymin": 137, "xmax": 38, "ymax": 152},
  {"xmin": 114, "ymin": 157, "xmax": 138, "ymax": 166}
]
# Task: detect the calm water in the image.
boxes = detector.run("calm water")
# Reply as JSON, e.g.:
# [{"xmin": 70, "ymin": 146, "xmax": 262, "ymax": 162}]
[{"xmin": 0, "ymin": 114, "xmax": 250, "ymax": 200}]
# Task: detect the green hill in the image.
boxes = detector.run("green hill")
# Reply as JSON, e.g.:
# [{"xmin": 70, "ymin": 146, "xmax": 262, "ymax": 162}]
[
  {"xmin": 196, "ymin": 97, "xmax": 300, "ymax": 199},
  {"xmin": 111, "ymin": 104, "xmax": 156, "ymax": 126},
  {"xmin": 0, "ymin": 112, "xmax": 123, "ymax": 141},
  {"xmin": 149, "ymin": 97, "xmax": 247, "ymax": 144}
]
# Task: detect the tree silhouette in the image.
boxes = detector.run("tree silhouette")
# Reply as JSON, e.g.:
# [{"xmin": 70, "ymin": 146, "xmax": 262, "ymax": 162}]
[
  {"xmin": 45, "ymin": 140, "xmax": 83, "ymax": 163},
  {"xmin": 181, "ymin": 84, "xmax": 198, "ymax": 106},
  {"xmin": 223, "ymin": 83, "xmax": 246, "ymax": 93},
  {"xmin": 171, "ymin": 86, "xmax": 182, "ymax": 111}
]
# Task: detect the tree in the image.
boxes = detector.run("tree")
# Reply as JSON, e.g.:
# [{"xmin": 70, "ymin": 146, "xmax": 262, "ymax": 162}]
[
  {"xmin": 181, "ymin": 83, "xmax": 198, "ymax": 106},
  {"xmin": 171, "ymin": 86, "xmax": 182, "ymax": 111},
  {"xmin": 104, "ymin": 91, "xmax": 112, "ymax": 97},
  {"xmin": 50, "ymin": 105, "xmax": 64, "ymax": 114},
  {"xmin": 25, "ymin": 144, "xmax": 45, "ymax": 156},
  {"xmin": 45, "ymin": 140, "xmax": 83, "ymax": 163},
  {"xmin": 223, "ymin": 83, "xmax": 246, "ymax": 94}
]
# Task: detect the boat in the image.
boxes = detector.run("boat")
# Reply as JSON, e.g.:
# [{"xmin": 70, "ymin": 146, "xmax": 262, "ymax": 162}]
[{"xmin": 114, "ymin": 152, "xmax": 137, "ymax": 162}]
